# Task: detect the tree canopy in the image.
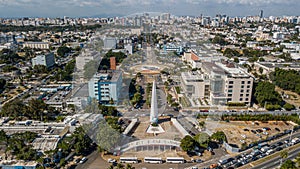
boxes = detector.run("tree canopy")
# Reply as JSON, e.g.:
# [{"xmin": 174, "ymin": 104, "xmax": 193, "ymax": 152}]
[
  {"xmin": 280, "ymin": 159, "xmax": 297, "ymax": 169},
  {"xmin": 254, "ymin": 81, "xmax": 283, "ymax": 107},
  {"xmin": 270, "ymin": 68, "xmax": 300, "ymax": 94},
  {"xmin": 211, "ymin": 131, "xmax": 227, "ymax": 143},
  {"xmin": 57, "ymin": 46, "xmax": 71, "ymax": 57},
  {"xmin": 180, "ymin": 135, "xmax": 196, "ymax": 152}
]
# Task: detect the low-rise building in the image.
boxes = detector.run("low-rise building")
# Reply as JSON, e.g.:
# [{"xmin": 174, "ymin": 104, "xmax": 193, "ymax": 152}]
[
  {"xmin": 31, "ymin": 52, "xmax": 55, "ymax": 68},
  {"xmin": 23, "ymin": 42, "xmax": 50, "ymax": 49}
]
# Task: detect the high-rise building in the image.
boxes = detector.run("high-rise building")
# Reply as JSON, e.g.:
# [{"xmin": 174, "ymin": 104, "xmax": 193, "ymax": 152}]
[
  {"xmin": 31, "ymin": 52, "xmax": 55, "ymax": 68},
  {"xmin": 88, "ymin": 70, "xmax": 123, "ymax": 105},
  {"xmin": 260, "ymin": 10, "xmax": 263, "ymax": 19}
]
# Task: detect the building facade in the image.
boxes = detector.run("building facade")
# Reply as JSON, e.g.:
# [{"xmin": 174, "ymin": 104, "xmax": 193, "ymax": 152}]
[
  {"xmin": 103, "ymin": 37, "xmax": 117, "ymax": 50},
  {"xmin": 181, "ymin": 61, "xmax": 254, "ymax": 106},
  {"xmin": 88, "ymin": 70, "xmax": 122, "ymax": 104},
  {"xmin": 23, "ymin": 42, "xmax": 50, "ymax": 49},
  {"xmin": 31, "ymin": 52, "xmax": 55, "ymax": 68}
]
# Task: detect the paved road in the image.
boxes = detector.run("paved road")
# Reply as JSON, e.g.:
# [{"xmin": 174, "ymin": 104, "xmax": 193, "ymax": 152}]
[
  {"xmin": 252, "ymin": 146, "xmax": 300, "ymax": 169},
  {"xmin": 76, "ymin": 150, "xmax": 110, "ymax": 169},
  {"xmin": 187, "ymin": 130, "xmax": 300, "ymax": 169}
]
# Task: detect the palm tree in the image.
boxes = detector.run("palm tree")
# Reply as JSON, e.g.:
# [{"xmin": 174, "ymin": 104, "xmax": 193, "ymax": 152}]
[{"xmin": 280, "ymin": 150, "xmax": 288, "ymax": 166}]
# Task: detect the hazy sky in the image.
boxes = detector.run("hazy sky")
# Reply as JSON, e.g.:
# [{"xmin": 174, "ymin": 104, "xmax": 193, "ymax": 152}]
[{"xmin": 0, "ymin": 0, "xmax": 299, "ymax": 18}]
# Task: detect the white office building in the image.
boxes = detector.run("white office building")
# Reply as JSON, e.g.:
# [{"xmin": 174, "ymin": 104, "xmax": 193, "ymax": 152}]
[{"xmin": 88, "ymin": 70, "xmax": 122, "ymax": 105}]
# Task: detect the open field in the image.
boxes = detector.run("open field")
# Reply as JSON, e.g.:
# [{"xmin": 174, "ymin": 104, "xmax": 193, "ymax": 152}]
[{"xmin": 204, "ymin": 119, "xmax": 295, "ymax": 148}]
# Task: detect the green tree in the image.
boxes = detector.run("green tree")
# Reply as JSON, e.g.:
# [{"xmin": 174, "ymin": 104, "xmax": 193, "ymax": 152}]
[
  {"xmin": 194, "ymin": 133, "xmax": 210, "ymax": 148},
  {"xmin": 295, "ymin": 153, "xmax": 300, "ymax": 167},
  {"xmin": 254, "ymin": 81, "xmax": 282, "ymax": 106},
  {"xmin": 198, "ymin": 121, "xmax": 205, "ymax": 128},
  {"xmin": 280, "ymin": 159, "xmax": 297, "ymax": 169},
  {"xmin": 180, "ymin": 135, "xmax": 196, "ymax": 152},
  {"xmin": 283, "ymin": 103, "xmax": 295, "ymax": 111},
  {"xmin": 57, "ymin": 45, "xmax": 71, "ymax": 57},
  {"xmin": 211, "ymin": 131, "xmax": 227, "ymax": 143}
]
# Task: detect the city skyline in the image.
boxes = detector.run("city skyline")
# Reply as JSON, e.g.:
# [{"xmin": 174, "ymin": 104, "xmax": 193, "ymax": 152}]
[{"xmin": 0, "ymin": 0, "xmax": 299, "ymax": 18}]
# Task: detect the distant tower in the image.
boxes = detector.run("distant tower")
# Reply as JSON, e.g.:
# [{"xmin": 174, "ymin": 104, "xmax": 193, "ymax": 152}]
[
  {"xmin": 260, "ymin": 10, "xmax": 263, "ymax": 19},
  {"xmin": 150, "ymin": 81, "xmax": 158, "ymax": 124}
]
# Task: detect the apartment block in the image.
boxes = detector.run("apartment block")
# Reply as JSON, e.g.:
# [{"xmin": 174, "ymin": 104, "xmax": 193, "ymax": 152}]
[{"xmin": 88, "ymin": 70, "xmax": 122, "ymax": 105}]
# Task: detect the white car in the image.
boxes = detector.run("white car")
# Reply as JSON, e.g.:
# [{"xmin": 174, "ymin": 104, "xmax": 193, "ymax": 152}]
[
  {"xmin": 79, "ymin": 157, "xmax": 87, "ymax": 164},
  {"xmin": 108, "ymin": 158, "xmax": 116, "ymax": 163}
]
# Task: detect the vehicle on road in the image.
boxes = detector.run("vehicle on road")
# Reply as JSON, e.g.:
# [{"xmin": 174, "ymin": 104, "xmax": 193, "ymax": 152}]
[
  {"xmin": 144, "ymin": 157, "xmax": 162, "ymax": 164},
  {"xmin": 79, "ymin": 157, "xmax": 87, "ymax": 164},
  {"xmin": 120, "ymin": 157, "xmax": 138, "ymax": 163},
  {"xmin": 166, "ymin": 157, "xmax": 185, "ymax": 164}
]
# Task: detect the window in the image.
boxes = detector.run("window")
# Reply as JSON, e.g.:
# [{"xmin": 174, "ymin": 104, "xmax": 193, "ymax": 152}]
[
  {"xmin": 228, "ymin": 85, "xmax": 233, "ymax": 89},
  {"xmin": 241, "ymin": 81, "xmax": 245, "ymax": 84},
  {"xmin": 246, "ymin": 94, "xmax": 249, "ymax": 97},
  {"xmin": 228, "ymin": 89, "xmax": 233, "ymax": 93},
  {"xmin": 246, "ymin": 89, "xmax": 250, "ymax": 93},
  {"xmin": 228, "ymin": 94, "xmax": 232, "ymax": 97},
  {"xmin": 239, "ymin": 98, "xmax": 243, "ymax": 101},
  {"xmin": 241, "ymin": 85, "xmax": 244, "ymax": 88},
  {"xmin": 229, "ymin": 81, "xmax": 234, "ymax": 84},
  {"xmin": 247, "ymin": 85, "xmax": 250, "ymax": 88},
  {"xmin": 245, "ymin": 98, "xmax": 249, "ymax": 101},
  {"xmin": 240, "ymin": 90, "xmax": 244, "ymax": 93},
  {"xmin": 240, "ymin": 94, "xmax": 243, "ymax": 97},
  {"xmin": 248, "ymin": 81, "xmax": 251, "ymax": 84},
  {"xmin": 227, "ymin": 98, "xmax": 232, "ymax": 102}
]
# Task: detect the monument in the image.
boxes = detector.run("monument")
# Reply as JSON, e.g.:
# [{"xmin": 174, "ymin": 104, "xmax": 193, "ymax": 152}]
[
  {"xmin": 150, "ymin": 80, "xmax": 158, "ymax": 124},
  {"xmin": 146, "ymin": 80, "xmax": 165, "ymax": 134}
]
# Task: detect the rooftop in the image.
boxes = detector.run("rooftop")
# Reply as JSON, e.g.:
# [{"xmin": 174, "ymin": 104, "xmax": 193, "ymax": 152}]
[{"xmin": 93, "ymin": 70, "xmax": 122, "ymax": 83}]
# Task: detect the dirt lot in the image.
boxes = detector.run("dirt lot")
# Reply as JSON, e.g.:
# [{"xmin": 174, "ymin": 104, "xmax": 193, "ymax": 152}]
[
  {"xmin": 275, "ymin": 86, "xmax": 300, "ymax": 108},
  {"xmin": 205, "ymin": 120, "xmax": 294, "ymax": 148}
]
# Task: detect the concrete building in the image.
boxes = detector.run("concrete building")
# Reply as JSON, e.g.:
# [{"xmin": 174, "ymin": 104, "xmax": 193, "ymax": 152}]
[
  {"xmin": 180, "ymin": 71, "xmax": 210, "ymax": 99},
  {"xmin": 104, "ymin": 37, "xmax": 117, "ymax": 50},
  {"xmin": 202, "ymin": 62, "xmax": 254, "ymax": 105},
  {"xmin": 31, "ymin": 52, "xmax": 55, "ymax": 68},
  {"xmin": 23, "ymin": 42, "xmax": 50, "ymax": 49},
  {"xmin": 88, "ymin": 70, "xmax": 122, "ymax": 104},
  {"xmin": 124, "ymin": 43, "xmax": 134, "ymax": 54},
  {"xmin": 75, "ymin": 49, "xmax": 100, "ymax": 71},
  {"xmin": 181, "ymin": 61, "xmax": 254, "ymax": 106}
]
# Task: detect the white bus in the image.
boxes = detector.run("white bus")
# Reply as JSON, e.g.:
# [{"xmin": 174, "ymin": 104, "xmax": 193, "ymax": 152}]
[
  {"xmin": 166, "ymin": 157, "xmax": 185, "ymax": 164},
  {"xmin": 144, "ymin": 157, "xmax": 163, "ymax": 164},
  {"xmin": 120, "ymin": 157, "xmax": 138, "ymax": 163}
]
